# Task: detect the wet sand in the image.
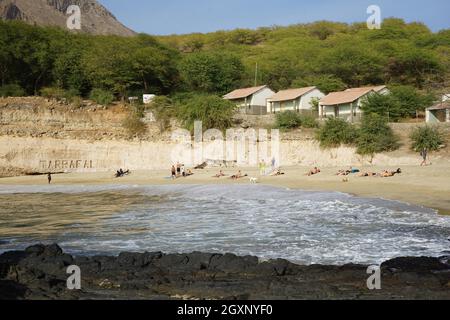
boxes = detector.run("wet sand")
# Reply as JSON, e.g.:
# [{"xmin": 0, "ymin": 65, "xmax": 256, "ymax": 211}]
[{"xmin": 0, "ymin": 165, "xmax": 449, "ymax": 215}]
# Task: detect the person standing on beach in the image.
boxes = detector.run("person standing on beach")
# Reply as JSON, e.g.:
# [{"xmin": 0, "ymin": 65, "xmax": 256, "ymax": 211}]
[
  {"xmin": 420, "ymin": 148, "xmax": 428, "ymax": 166},
  {"xmin": 176, "ymin": 162, "xmax": 181, "ymax": 177},
  {"xmin": 171, "ymin": 165, "xmax": 177, "ymax": 180},
  {"xmin": 271, "ymin": 157, "xmax": 276, "ymax": 171},
  {"xmin": 47, "ymin": 173, "xmax": 52, "ymax": 184}
]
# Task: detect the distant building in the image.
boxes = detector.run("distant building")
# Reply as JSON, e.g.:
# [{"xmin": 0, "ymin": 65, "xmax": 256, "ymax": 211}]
[
  {"xmin": 268, "ymin": 86, "xmax": 325, "ymax": 114},
  {"xmin": 443, "ymin": 93, "xmax": 450, "ymax": 102},
  {"xmin": 224, "ymin": 85, "xmax": 275, "ymax": 115},
  {"xmin": 319, "ymin": 86, "xmax": 388, "ymax": 122},
  {"xmin": 426, "ymin": 95, "xmax": 450, "ymax": 123}
]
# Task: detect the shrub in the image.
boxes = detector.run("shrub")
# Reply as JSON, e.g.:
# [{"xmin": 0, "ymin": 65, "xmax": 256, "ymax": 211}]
[
  {"xmin": 410, "ymin": 126, "xmax": 445, "ymax": 152},
  {"xmin": 40, "ymin": 87, "xmax": 67, "ymax": 100},
  {"xmin": 356, "ymin": 114, "xmax": 400, "ymax": 155},
  {"xmin": 122, "ymin": 113, "xmax": 147, "ymax": 138},
  {"xmin": 176, "ymin": 94, "xmax": 236, "ymax": 131},
  {"xmin": 275, "ymin": 111, "xmax": 302, "ymax": 130},
  {"xmin": 149, "ymin": 96, "xmax": 175, "ymax": 133},
  {"xmin": 275, "ymin": 112, "xmax": 319, "ymax": 130},
  {"xmin": 316, "ymin": 117, "xmax": 359, "ymax": 148},
  {"xmin": 299, "ymin": 114, "xmax": 319, "ymax": 128},
  {"xmin": 89, "ymin": 88, "xmax": 114, "ymax": 106},
  {"xmin": 0, "ymin": 84, "xmax": 25, "ymax": 97},
  {"xmin": 69, "ymin": 96, "xmax": 83, "ymax": 108}
]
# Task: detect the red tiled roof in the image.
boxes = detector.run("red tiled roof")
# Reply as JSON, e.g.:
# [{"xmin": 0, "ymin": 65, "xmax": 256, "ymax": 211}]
[
  {"xmin": 224, "ymin": 85, "xmax": 267, "ymax": 100},
  {"xmin": 345, "ymin": 85, "xmax": 387, "ymax": 93},
  {"xmin": 269, "ymin": 87, "xmax": 317, "ymax": 102},
  {"xmin": 320, "ymin": 88, "xmax": 374, "ymax": 106},
  {"xmin": 427, "ymin": 101, "xmax": 450, "ymax": 111}
]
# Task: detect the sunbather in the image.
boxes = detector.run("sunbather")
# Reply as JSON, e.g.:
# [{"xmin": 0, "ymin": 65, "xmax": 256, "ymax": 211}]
[
  {"xmin": 231, "ymin": 171, "xmax": 247, "ymax": 180},
  {"xmin": 358, "ymin": 172, "xmax": 377, "ymax": 177},
  {"xmin": 213, "ymin": 170, "xmax": 226, "ymax": 178},
  {"xmin": 380, "ymin": 168, "xmax": 402, "ymax": 177},
  {"xmin": 307, "ymin": 167, "xmax": 321, "ymax": 176},
  {"xmin": 270, "ymin": 169, "xmax": 285, "ymax": 176}
]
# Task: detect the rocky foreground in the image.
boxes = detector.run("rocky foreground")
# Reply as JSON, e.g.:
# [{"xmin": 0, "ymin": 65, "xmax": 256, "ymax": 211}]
[{"xmin": 0, "ymin": 244, "xmax": 449, "ymax": 300}]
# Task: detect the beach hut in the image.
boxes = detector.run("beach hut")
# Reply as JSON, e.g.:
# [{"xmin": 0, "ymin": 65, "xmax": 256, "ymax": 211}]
[
  {"xmin": 426, "ymin": 100, "xmax": 450, "ymax": 123},
  {"xmin": 319, "ymin": 86, "xmax": 388, "ymax": 122},
  {"xmin": 224, "ymin": 85, "xmax": 275, "ymax": 115},
  {"xmin": 267, "ymin": 86, "xmax": 325, "ymax": 114}
]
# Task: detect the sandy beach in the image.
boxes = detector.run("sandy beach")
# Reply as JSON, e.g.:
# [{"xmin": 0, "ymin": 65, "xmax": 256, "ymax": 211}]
[{"xmin": 1, "ymin": 164, "xmax": 449, "ymax": 215}]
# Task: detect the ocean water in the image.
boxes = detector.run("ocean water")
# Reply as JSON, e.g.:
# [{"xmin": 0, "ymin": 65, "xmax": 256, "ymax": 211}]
[{"xmin": 0, "ymin": 184, "xmax": 449, "ymax": 265}]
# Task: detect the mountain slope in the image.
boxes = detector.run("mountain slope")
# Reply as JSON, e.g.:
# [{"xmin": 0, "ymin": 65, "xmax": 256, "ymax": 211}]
[{"xmin": 0, "ymin": 0, "xmax": 135, "ymax": 36}]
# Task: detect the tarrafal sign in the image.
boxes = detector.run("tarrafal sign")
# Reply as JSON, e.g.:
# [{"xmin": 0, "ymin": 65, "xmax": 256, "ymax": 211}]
[{"xmin": 39, "ymin": 160, "xmax": 94, "ymax": 171}]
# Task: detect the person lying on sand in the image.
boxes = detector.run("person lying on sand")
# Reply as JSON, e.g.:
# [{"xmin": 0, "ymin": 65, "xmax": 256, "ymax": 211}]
[
  {"xmin": 307, "ymin": 167, "xmax": 321, "ymax": 176},
  {"xmin": 380, "ymin": 168, "xmax": 402, "ymax": 178},
  {"xmin": 358, "ymin": 172, "xmax": 377, "ymax": 177},
  {"xmin": 270, "ymin": 169, "xmax": 285, "ymax": 176},
  {"xmin": 185, "ymin": 169, "xmax": 194, "ymax": 177},
  {"xmin": 336, "ymin": 169, "xmax": 350, "ymax": 176},
  {"xmin": 213, "ymin": 170, "xmax": 226, "ymax": 178},
  {"xmin": 231, "ymin": 171, "xmax": 248, "ymax": 180},
  {"xmin": 336, "ymin": 167, "xmax": 360, "ymax": 176}
]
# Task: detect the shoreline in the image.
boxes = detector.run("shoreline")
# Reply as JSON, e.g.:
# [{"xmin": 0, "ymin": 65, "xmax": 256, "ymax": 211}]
[{"xmin": 1, "ymin": 165, "xmax": 449, "ymax": 215}]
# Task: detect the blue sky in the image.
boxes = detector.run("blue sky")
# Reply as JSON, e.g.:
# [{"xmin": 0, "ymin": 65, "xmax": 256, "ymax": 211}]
[{"xmin": 99, "ymin": 0, "xmax": 450, "ymax": 35}]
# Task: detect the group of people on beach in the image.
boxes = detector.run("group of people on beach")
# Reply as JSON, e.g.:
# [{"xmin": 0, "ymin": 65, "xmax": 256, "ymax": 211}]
[
  {"xmin": 115, "ymin": 169, "xmax": 130, "ymax": 178},
  {"xmin": 304, "ymin": 166, "xmax": 403, "ymax": 179},
  {"xmin": 171, "ymin": 162, "xmax": 193, "ymax": 179},
  {"xmin": 259, "ymin": 158, "xmax": 277, "ymax": 176}
]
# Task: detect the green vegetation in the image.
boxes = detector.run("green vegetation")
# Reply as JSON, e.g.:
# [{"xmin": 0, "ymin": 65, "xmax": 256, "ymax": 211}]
[
  {"xmin": 316, "ymin": 118, "xmax": 359, "ymax": 148},
  {"xmin": 179, "ymin": 52, "xmax": 244, "ymax": 94},
  {"xmin": 356, "ymin": 114, "xmax": 400, "ymax": 155},
  {"xmin": 89, "ymin": 88, "xmax": 114, "ymax": 106},
  {"xmin": 361, "ymin": 86, "xmax": 435, "ymax": 121},
  {"xmin": 149, "ymin": 96, "xmax": 176, "ymax": 132},
  {"xmin": 122, "ymin": 112, "xmax": 147, "ymax": 138},
  {"xmin": 158, "ymin": 19, "xmax": 449, "ymax": 92},
  {"xmin": 275, "ymin": 111, "xmax": 318, "ymax": 130},
  {"xmin": 317, "ymin": 115, "xmax": 400, "ymax": 155},
  {"xmin": 176, "ymin": 95, "xmax": 236, "ymax": 131},
  {"xmin": 0, "ymin": 19, "xmax": 448, "ymax": 148},
  {"xmin": 0, "ymin": 84, "xmax": 25, "ymax": 97},
  {"xmin": 0, "ymin": 19, "xmax": 448, "ymax": 102},
  {"xmin": 0, "ymin": 21, "xmax": 178, "ymax": 99},
  {"xmin": 410, "ymin": 126, "xmax": 445, "ymax": 152}
]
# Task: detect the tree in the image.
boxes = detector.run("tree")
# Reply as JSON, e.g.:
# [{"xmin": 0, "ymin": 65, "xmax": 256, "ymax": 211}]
[
  {"xmin": 176, "ymin": 95, "xmax": 237, "ymax": 131},
  {"xmin": 292, "ymin": 75, "xmax": 346, "ymax": 94},
  {"xmin": 410, "ymin": 126, "xmax": 445, "ymax": 152},
  {"xmin": 361, "ymin": 87, "xmax": 435, "ymax": 122},
  {"xmin": 356, "ymin": 114, "xmax": 399, "ymax": 155},
  {"xmin": 390, "ymin": 85, "xmax": 434, "ymax": 115},
  {"xmin": 179, "ymin": 52, "xmax": 244, "ymax": 94},
  {"xmin": 361, "ymin": 93, "xmax": 402, "ymax": 122},
  {"xmin": 316, "ymin": 118, "xmax": 359, "ymax": 148}
]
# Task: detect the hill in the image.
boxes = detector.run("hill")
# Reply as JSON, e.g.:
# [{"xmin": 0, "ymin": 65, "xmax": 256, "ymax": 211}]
[{"xmin": 0, "ymin": 0, "xmax": 135, "ymax": 36}]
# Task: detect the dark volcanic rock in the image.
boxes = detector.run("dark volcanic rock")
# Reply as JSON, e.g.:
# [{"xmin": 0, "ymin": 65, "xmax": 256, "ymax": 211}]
[{"xmin": 0, "ymin": 244, "xmax": 449, "ymax": 300}]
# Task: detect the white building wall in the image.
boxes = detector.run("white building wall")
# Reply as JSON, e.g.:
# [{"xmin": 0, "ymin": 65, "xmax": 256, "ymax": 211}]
[
  {"xmin": 251, "ymin": 87, "xmax": 275, "ymax": 106},
  {"xmin": 299, "ymin": 89, "xmax": 325, "ymax": 110}
]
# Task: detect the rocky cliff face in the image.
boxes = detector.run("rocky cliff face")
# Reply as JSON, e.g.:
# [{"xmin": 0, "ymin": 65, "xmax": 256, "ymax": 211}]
[{"xmin": 0, "ymin": 0, "xmax": 135, "ymax": 36}]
